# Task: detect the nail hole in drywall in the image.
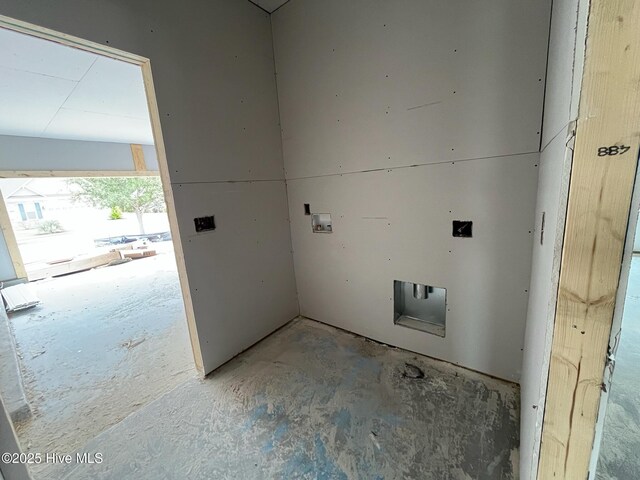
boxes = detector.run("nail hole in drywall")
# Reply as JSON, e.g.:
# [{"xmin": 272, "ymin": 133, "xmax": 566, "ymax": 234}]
[{"xmin": 304, "ymin": 203, "xmax": 311, "ymax": 215}]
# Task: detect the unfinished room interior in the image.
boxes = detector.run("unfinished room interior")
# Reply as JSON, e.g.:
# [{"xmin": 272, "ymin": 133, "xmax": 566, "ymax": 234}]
[{"xmin": 0, "ymin": 0, "xmax": 639, "ymax": 479}]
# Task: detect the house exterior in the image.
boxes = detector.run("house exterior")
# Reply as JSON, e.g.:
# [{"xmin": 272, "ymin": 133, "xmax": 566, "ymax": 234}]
[{"xmin": 0, "ymin": 178, "xmax": 77, "ymax": 225}]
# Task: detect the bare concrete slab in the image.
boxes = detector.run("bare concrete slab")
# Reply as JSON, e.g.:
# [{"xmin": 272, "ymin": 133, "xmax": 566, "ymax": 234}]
[
  {"xmin": 40, "ymin": 318, "xmax": 519, "ymax": 480},
  {"xmin": 8, "ymin": 243, "xmax": 194, "ymax": 476}
]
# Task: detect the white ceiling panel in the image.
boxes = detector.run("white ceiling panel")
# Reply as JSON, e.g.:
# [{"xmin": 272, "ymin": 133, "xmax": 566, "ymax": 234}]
[
  {"xmin": 43, "ymin": 108, "xmax": 154, "ymax": 144},
  {"xmin": 62, "ymin": 56, "xmax": 150, "ymax": 119},
  {"xmin": 0, "ymin": 28, "xmax": 96, "ymax": 81},
  {"xmin": 0, "ymin": 27, "xmax": 152, "ymax": 145},
  {"xmin": 0, "ymin": 66, "xmax": 77, "ymax": 137}
]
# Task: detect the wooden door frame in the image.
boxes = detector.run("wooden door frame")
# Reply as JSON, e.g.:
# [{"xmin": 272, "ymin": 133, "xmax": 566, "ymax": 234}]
[
  {"xmin": 538, "ymin": 0, "xmax": 640, "ymax": 478},
  {"xmin": 0, "ymin": 15, "xmax": 204, "ymax": 375}
]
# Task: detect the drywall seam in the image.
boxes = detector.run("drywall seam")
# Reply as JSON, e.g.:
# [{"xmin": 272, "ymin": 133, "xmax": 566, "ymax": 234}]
[
  {"xmin": 284, "ymin": 150, "xmax": 541, "ymax": 182},
  {"xmin": 268, "ymin": 12, "xmax": 300, "ymax": 316},
  {"xmin": 538, "ymin": 0, "xmax": 557, "ymax": 153},
  {"xmin": 273, "ymin": 0, "xmax": 550, "ymax": 180},
  {"xmin": 169, "ymin": 179, "xmax": 286, "ymax": 185}
]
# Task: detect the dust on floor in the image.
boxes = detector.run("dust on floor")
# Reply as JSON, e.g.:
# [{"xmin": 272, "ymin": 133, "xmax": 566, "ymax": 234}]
[
  {"xmin": 43, "ymin": 317, "xmax": 520, "ymax": 480},
  {"xmin": 8, "ymin": 243, "xmax": 195, "ymax": 477}
]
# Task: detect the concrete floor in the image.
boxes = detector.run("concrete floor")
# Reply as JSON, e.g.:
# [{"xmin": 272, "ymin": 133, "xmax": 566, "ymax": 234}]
[
  {"xmin": 41, "ymin": 318, "xmax": 520, "ymax": 480},
  {"xmin": 7, "ymin": 243, "xmax": 194, "ymax": 477},
  {"xmin": 597, "ymin": 255, "xmax": 640, "ymax": 479}
]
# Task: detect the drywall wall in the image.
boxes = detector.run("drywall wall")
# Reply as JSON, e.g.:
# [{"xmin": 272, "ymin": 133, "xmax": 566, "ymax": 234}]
[
  {"xmin": 0, "ymin": 231, "xmax": 15, "ymax": 281},
  {"xmin": 172, "ymin": 180, "xmax": 298, "ymax": 370},
  {"xmin": 0, "ymin": 135, "xmax": 158, "ymax": 173},
  {"xmin": 0, "ymin": 0, "xmax": 297, "ymax": 374},
  {"xmin": 273, "ymin": 0, "xmax": 550, "ymax": 179},
  {"xmin": 288, "ymin": 156, "xmax": 539, "ymax": 381},
  {"xmin": 273, "ymin": 0, "xmax": 551, "ymax": 381},
  {"xmin": 519, "ymin": 0, "xmax": 589, "ymax": 478}
]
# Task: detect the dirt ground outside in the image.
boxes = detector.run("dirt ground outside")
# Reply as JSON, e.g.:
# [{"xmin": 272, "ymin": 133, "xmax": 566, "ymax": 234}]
[{"xmin": 8, "ymin": 241, "xmax": 195, "ymax": 478}]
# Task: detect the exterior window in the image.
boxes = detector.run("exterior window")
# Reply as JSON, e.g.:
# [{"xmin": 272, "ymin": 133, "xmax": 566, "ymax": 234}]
[{"xmin": 18, "ymin": 203, "xmax": 27, "ymax": 221}]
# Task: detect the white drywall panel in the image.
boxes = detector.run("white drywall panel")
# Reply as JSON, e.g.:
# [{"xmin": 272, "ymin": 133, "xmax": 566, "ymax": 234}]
[
  {"xmin": 0, "ymin": 65, "xmax": 77, "ymax": 138},
  {"xmin": 272, "ymin": 0, "xmax": 551, "ymax": 179},
  {"xmin": 287, "ymin": 154, "xmax": 539, "ymax": 382},
  {"xmin": 0, "ymin": 135, "xmax": 157, "ymax": 172},
  {"xmin": 0, "ymin": 26, "xmax": 96, "ymax": 81},
  {"xmin": 0, "ymin": 230, "xmax": 16, "ymax": 282},
  {"xmin": 172, "ymin": 180, "xmax": 298, "ymax": 371},
  {"xmin": 540, "ymin": 0, "xmax": 585, "ymax": 149},
  {"xmin": 0, "ymin": 0, "xmax": 295, "ymax": 374},
  {"xmin": 43, "ymin": 108, "xmax": 153, "ymax": 145},
  {"xmin": 519, "ymin": 130, "xmax": 572, "ymax": 480},
  {"xmin": 61, "ymin": 56, "xmax": 148, "ymax": 120},
  {"xmin": 0, "ymin": 0, "xmax": 284, "ymax": 183}
]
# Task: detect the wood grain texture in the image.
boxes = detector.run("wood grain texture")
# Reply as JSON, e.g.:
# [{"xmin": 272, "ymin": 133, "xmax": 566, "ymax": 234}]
[
  {"xmin": 130, "ymin": 144, "xmax": 146, "ymax": 171},
  {"xmin": 538, "ymin": 1, "xmax": 640, "ymax": 478}
]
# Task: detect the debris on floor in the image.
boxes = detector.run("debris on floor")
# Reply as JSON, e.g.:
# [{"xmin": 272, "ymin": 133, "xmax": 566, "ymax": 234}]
[
  {"xmin": 401, "ymin": 362, "xmax": 425, "ymax": 379},
  {"xmin": 1, "ymin": 283, "xmax": 41, "ymax": 312},
  {"xmin": 122, "ymin": 338, "xmax": 146, "ymax": 349},
  {"xmin": 369, "ymin": 431, "xmax": 381, "ymax": 450},
  {"xmin": 120, "ymin": 249, "xmax": 157, "ymax": 260},
  {"xmin": 113, "ymin": 241, "xmax": 157, "ymax": 260}
]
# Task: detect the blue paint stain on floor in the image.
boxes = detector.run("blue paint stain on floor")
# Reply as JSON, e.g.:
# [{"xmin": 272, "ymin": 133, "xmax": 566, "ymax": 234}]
[
  {"xmin": 331, "ymin": 408, "xmax": 351, "ymax": 431},
  {"xmin": 262, "ymin": 420, "xmax": 289, "ymax": 453},
  {"xmin": 279, "ymin": 435, "xmax": 349, "ymax": 480},
  {"xmin": 41, "ymin": 318, "xmax": 520, "ymax": 480}
]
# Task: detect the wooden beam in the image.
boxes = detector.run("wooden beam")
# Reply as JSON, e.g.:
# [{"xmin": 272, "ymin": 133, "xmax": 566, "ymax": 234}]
[
  {"xmin": 130, "ymin": 144, "xmax": 147, "ymax": 172},
  {"xmin": 0, "ymin": 191, "xmax": 27, "ymax": 280},
  {"xmin": 27, "ymin": 251, "xmax": 121, "ymax": 282},
  {"xmin": 538, "ymin": 1, "xmax": 640, "ymax": 479}
]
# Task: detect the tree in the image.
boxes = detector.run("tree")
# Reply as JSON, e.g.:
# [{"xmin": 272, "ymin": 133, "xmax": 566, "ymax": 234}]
[{"xmin": 70, "ymin": 177, "xmax": 165, "ymax": 234}]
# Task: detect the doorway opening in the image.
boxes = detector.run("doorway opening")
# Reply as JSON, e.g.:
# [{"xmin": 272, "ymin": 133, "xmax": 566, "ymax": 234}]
[
  {"xmin": 0, "ymin": 22, "xmax": 200, "ymax": 478},
  {"xmin": 593, "ymin": 206, "xmax": 640, "ymax": 479}
]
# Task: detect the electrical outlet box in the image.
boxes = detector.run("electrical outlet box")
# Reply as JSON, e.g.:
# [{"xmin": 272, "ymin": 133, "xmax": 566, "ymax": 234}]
[
  {"xmin": 194, "ymin": 215, "xmax": 216, "ymax": 232},
  {"xmin": 452, "ymin": 220, "xmax": 472, "ymax": 238},
  {"xmin": 311, "ymin": 213, "xmax": 332, "ymax": 233}
]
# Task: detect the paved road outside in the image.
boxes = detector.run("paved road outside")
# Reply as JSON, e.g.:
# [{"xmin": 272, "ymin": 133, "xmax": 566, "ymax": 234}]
[
  {"xmin": 7, "ymin": 242, "xmax": 195, "ymax": 478},
  {"xmin": 597, "ymin": 254, "xmax": 640, "ymax": 480}
]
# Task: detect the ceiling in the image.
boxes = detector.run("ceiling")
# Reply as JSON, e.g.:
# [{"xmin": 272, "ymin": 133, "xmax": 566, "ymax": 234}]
[
  {"xmin": 249, "ymin": 0, "xmax": 290, "ymax": 13},
  {"xmin": 0, "ymin": 28, "xmax": 153, "ymax": 145}
]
